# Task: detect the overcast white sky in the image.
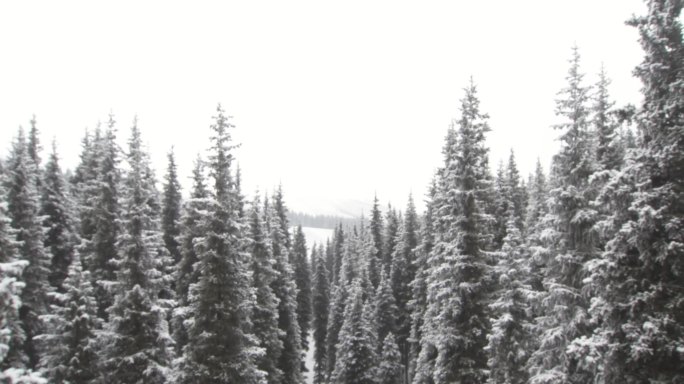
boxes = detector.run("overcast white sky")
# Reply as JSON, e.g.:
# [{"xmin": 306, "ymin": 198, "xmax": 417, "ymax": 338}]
[{"xmin": 0, "ymin": 1, "xmax": 646, "ymax": 215}]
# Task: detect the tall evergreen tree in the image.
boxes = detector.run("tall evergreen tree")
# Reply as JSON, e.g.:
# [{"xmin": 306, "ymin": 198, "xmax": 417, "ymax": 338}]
[
  {"xmin": 415, "ymin": 80, "xmax": 492, "ymax": 384},
  {"xmin": 292, "ymin": 225, "xmax": 312, "ymax": 352},
  {"xmin": 0, "ymin": 177, "xmax": 30, "ymax": 373},
  {"xmin": 368, "ymin": 195, "xmax": 384, "ymax": 288},
  {"xmin": 390, "ymin": 194, "xmax": 419, "ymax": 381},
  {"xmin": 593, "ymin": 66, "xmax": 623, "ymax": 172},
  {"xmin": 325, "ymin": 281, "xmax": 347, "ymax": 381},
  {"xmin": 0, "ymin": 179, "xmax": 44, "ymax": 382},
  {"xmin": 6, "ymin": 128, "xmax": 51, "ymax": 369},
  {"xmin": 330, "ymin": 224, "xmax": 345, "ymax": 284},
  {"xmin": 331, "ymin": 280, "xmax": 378, "ymax": 384},
  {"xmin": 70, "ymin": 127, "xmax": 101, "ymax": 245},
  {"xmin": 89, "ymin": 115, "xmax": 121, "ymax": 321},
  {"xmin": 378, "ymin": 333, "xmax": 402, "ymax": 384},
  {"xmin": 407, "ymin": 181, "xmax": 437, "ymax": 382},
  {"xmin": 178, "ymin": 105, "xmax": 263, "ymax": 384},
  {"xmin": 99, "ymin": 120, "xmax": 173, "ymax": 383},
  {"xmin": 527, "ymin": 46, "xmax": 598, "ymax": 384},
  {"xmin": 486, "ymin": 208, "xmax": 534, "ymax": 384},
  {"xmin": 247, "ymin": 194, "xmax": 283, "ymax": 383},
  {"xmin": 383, "ymin": 206, "xmax": 399, "ymax": 273},
  {"xmin": 591, "ymin": 1, "xmax": 684, "ymax": 381},
  {"xmin": 374, "ymin": 270, "xmax": 398, "ymax": 348},
  {"xmin": 266, "ymin": 197, "xmax": 304, "ymax": 384},
  {"xmin": 37, "ymin": 252, "xmax": 99, "ymax": 384},
  {"xmin": 40, "ymin": 141, "xmax": 78, "ymax": 292},
  {"xmin": 311, "ymin": 245, "xmax": 329, "ymax": 384},
  {"xmin": 162, "ymin": 148, "xmax": 182, "ymax": 265},
  {"xmin": 172, "ymin": 156, "xmax": 209, "ymax": 353}
]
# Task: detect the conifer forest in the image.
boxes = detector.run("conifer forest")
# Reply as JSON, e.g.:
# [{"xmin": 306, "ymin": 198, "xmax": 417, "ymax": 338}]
[{"xmin": 1, "ymin": 1, "xmax": 683, "ymax": 383}]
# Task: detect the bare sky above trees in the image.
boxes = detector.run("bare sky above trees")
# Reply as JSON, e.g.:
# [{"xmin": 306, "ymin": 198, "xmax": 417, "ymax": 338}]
[{"xmin": 0, "ymin": 0, "xmax": 646, "ymax": 214}]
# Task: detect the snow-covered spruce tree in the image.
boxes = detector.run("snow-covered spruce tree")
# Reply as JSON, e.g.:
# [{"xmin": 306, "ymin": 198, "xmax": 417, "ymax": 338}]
[
  {"xmin": 70, "ymin": 127, "xmax": 101, "ymax": 244},
  {"xmin": 329, "ymin": 224, "xmax": 345, "ymax": 285},
  {"xmin": 325, "ymin": 280, "xmax": 348, "ymax": 381},
  {"xmin": 382, "ymin": 205, "xmax": 399, "ymax": 274},
  {"xmin": 589, "ymin": 1, "xmax": 684, "ymax": 382},
  {"xmin": 493, "ymin": 162, "xmax": 511, "ymax": 249},
  {"xmin": 564, "ymin": 66, "xmax": 626, "ymax": 379},
  {"xmin": 162, "ymin": 148, "xmax": 182, "ymax": 265},
  {"xmin": 89, "ymin": 115, "xmax": 121, "ymax": 321},
  {"xmin": 178, "ymin": 105, "xmax": 264, "ymax": 384},
  {"xmin": 172, "ymin": 155, "xmax": 209, "ymax": 353},
  {"xmin": 37, "ymin": 252, "xmax": 99, "ymax": 383},
  {"xmin": 26, "ymin": 117, "xmax": 43, "ymax": 193},
  {"xmin": 368, "ymin": 195, "xmax": 384, "ymax": 288},
  {"xmin": 506, "ymin": 151, "xmax": 526, "ymax": 236},
  {"xmin": 374, "ymin": 269, "xmax": 398, "ymax": 349},
  {"xmin": 265, "ymin": 196, "xmax": 304, "ymax": 384},
  {"xmin": 390, "ymin": 194, "xmax": 419, "ymax": 380},
  {"xmin": 331, "ymin": 279, "xmax": 377, "ymax": 384},
  {"xmin": 247, "ymin": 193, "xmax": 283, "ymax": 383},
  {"xmin": 593, "ymin": 66, "xmax": 624, "ymax": 173},
  {"xmin": 527, "ymin": 46, "xmax": 598, "ymax": 384},
  {"xmin": 40, "ymin": 141, "xmax": 78, "ymax": 292},
  {"xmin": 292, "ymin": 225, "xmax": 312, "ymax": 352},
  {"xmin": 524, "ymin": 159, "xmax": 549, "ymax": 294},
  {"xmin": 273, "ymin": 185, "xmax": 292, "ymax": 251},
  {"xmin": 378, "ymin": 333, "xmax": 402, "ymax": 384},
  {"xmin": 98, "ymin": 120, "xmax": 173, "ymax": 383},
  {"xmin": 409, "ymin": 127, "xmax": 456, "ymax": 382},
  {"xmin": 6, "ymin": 128, "xmax": 51, "ymax": 370},
  {"xmin": 0, "ymin": 177, "xmax": 28, "ymax": 371},
  {"xmin": 311, "ymin": 244, "xmax": 329, "ymax": 384},
  {"xmin": 486, "ymin": 207, "xmax": 534, "ymax": 384},
  {"xmin": 407, "ymin": 180, "xmax": 437, "ymax": 382},
  {"xmin": 0, "ymin": 180, "xmax": 44, "ymax": 383},
  {"xmin": 414, "ymin": 80, "xmax": 492, "ymax": 384}
]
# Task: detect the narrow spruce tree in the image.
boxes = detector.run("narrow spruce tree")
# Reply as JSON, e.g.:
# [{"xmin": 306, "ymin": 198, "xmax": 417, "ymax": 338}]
[
  {"xmin": 89, "ymin": 115, "xmax": 121, "ymax": 321},
  {"xmin": 292, "ymin": 225, "xmax": 312, "ymax": 352},
  {"xmin": 486, "ymin": 208, "xmax": 534, "ymax": 384},
  {"xmin": 311, "ymin": 244, "xmax": 329, "ymax": 384},
  {"xmin": 6, "ymin": 127, "xmax": 51, "ymax": 369},
  {"xmin": 99, "ymin": 120, "xmax": 173, "ymax": 383},
  {"xmin": 415, "ymin": 80, "xmax": 492, "ymax": 384},
  {"xmin": 325, "ymin": 280, "xmax": 348, "ymax": 381},
  {"xmin": 390, "ymin": 194, "xmax": 419, "ymax": 380},
  {"xmin": 330, "ymin": 224, "xmax": 345, "ymax": 284},
  {"xmin": 178, "ymin": 105, "xmax": 264, "ymax": 384},
  {"xmin": 162, "ymin": 148, "xmax": 182, "ymax": 265},
  {"xmin": 378, "ymin": 333, "xmax": 402, "ymax": 384},
  {"xmin": 407, "ymin": 180, "xmax": 437, "ymax": 382},
  {"xmin": 266, "ymin": 196, "xmax": 304, "ymax": 384},
  {"xmin": 247, "ymin": 194, "xmax": 283, "ymax": 383},
  {"xmin": 37, "ymin": 252, "xmax": 99, "ymax": 383},
  {"xmin": 40, "ymin": 141, "xmax": 78, "ymax": 292},
  {"xmin": 527, "ymin": 46, "xmax": 598, "ymax": 384},
  {"xmin": 331, "ymin": 280, "xmax": 378, "ymax": 384},
  {"xmin": 0, "ymin": 177, "xmax": 30, "ymax": 373},
  {"xmin": 172, "ymin": 156, "xmax": 209, "ymax": 353},
  {"xmin": 374, "ymin": 269, "xmax": 398, "ymax": 348},
  {"xmin": 368, "ymin": 195, "xmax": 384, "ymax": 288},
  {"xmin": 382, "ymin": 206, "xmax": 399, "ymax": 273}
]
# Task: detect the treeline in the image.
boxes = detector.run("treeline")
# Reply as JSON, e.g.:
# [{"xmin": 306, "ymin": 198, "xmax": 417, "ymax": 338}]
[
  {"xmin": 288, "ymin": 212, "xmax": 358, "ymax": 230},
  {"xmin": 0, "ymin": 1, "xmax": 683, "ymax": 383}
]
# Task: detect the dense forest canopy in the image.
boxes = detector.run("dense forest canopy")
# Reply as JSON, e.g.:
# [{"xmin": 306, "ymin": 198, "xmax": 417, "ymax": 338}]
[{"xmin": 0, "ymin": 1, "xmax": 683, "ymax": 383}]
